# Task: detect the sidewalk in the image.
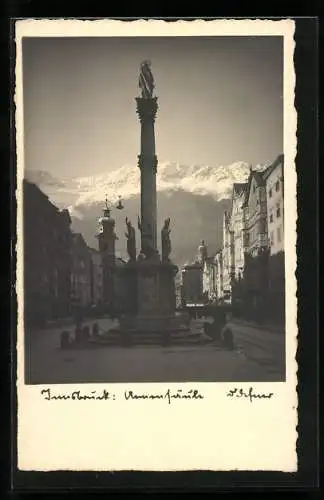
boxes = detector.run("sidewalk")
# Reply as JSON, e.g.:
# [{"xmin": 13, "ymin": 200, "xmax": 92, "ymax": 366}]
[
  {"xmin": 33, "ymin": 315, "xmax": 97, "ymax": 332},
  {"xmin": 231, "ymin": 317, "xmax": 284, "ymax": 335},
  {"xmin": 30, "ymin": 315, "xmax": 116, "ymax": 337}
]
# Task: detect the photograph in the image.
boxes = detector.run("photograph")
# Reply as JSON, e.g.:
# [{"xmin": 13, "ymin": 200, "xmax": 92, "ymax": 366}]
[
  {"xmin": 21, "ymin": 33, "xmax": 286, "ymax": 385},
  {"xmin": 15, "ymin": 18, "xmax": 299, "ymax": 474}
]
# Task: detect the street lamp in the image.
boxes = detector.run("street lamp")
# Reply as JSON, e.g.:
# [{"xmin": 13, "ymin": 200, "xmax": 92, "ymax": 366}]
[
  {"xmin": 99, "ymin": 194, "xmax": 124, "ymax": 219},
  {"xmin": 104, "ymin": 194, "xmax": 124, "ymax": 212}
]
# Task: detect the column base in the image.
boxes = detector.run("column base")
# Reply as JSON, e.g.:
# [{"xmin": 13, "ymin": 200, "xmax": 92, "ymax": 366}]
[
  {"xmin": 117, "ymin": 313, "xmax": 190, "ymax": 334},
  {"xmin": 115, "ymin": 258, "xmax": 187, "ymax": 335}
]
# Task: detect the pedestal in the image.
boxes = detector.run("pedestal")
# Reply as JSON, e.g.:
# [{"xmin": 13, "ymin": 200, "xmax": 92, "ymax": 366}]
[
  {"xmin": 116, "ymin": 259, "xmax": 188, "ymax": 335},
  {"xmin": 117, "ymin": 262, "xmax": 138, "ymax": 315},
  {"xmin": 112, "ymin": 75, "xmax": 189, "ymax": 340}
]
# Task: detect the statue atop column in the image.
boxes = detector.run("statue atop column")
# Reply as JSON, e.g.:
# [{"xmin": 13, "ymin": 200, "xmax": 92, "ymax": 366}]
[
  {"xmin": 161, "ymin": 217, "xmax": 172, "ymax": 262},
  {"xmin": 137, "ymin": 215, "xmax": 159, "ymax": 261},
  {"xmin": 138, "ymin": 60, "xmax": 155, "ymax": 99},
  {"xmin": 112, "ymin": 58, "xmax": 183, "ymax": 335},
  {"xmin": 125, "ymin": 217, "xmax": 136, "ymax": 262}
]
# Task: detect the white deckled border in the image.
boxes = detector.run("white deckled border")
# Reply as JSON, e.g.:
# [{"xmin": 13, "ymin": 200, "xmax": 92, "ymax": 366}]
[{"xmin": 15, "ymin": 18, "xmax": 297, "ymax": 472}]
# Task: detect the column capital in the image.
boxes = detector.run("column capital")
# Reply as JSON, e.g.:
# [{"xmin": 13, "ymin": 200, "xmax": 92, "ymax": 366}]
[
  {"xmin": 138, "ymin": 154, "xmax": 158, "ymax": 173},
  {"xmin": 136, "ymin": 97, "xmax": 158, "ymax": 123}
]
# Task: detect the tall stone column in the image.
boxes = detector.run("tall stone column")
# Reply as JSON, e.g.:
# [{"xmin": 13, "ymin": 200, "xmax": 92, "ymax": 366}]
[
  {"xmin": 114, "ymin": 61, "xmax": 188, "ymax": 336},
  {"xmin": 136, "ymin": 96, "xmax": 158, "ymax": 253}
]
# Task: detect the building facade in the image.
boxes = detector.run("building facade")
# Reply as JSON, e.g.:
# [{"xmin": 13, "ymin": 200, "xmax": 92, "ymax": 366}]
[
  {"xmin": 213, "ymin": 154, "xmax": 284, "ymax": 322},
  {"xmin": 264, "ymin": 154, "xmax": 284, "ymax": 256},
  {"xmin": 263, "ymin": 154, "xmax": 285, "ymax": 322},
  {"xmin": 228, "ymin": 183, "xmax": 248, "ymax": 307},
  {"xmin": 214, "ymin": 250, "xmax": 224, "ymax": 301},
  {"xmin": 23, "ymin": 180, "xmax": 72, "ymax": 325},
  {"xmin": 202, "ymin": 257, "xmax": 217, "ymax": 303},
  {"xmin": 181, "ymin": 262, "xmax": 204, "ymax": 305},
  {"xmin": 241, "ymin": 169, "xmax": 269, "ymax": 318},
  {"xmin": 174, "ymin": 273, "xmax": 182, "ymax": 309},
  {"xmin": 222, "ymin": 211, "xmax": 234, "ymax": 303},
  {"xmin": 230, "ymin": 183, "xmax": 247, "ymax": 280},
  {"xmin": 70, "ymin": 233, "xmax": 92, "ymax": 309},
  {"xmin": 242, "ymin": 170, "xmax": 268, "ymax": 257},
  {"xmin": 89, "ymin": 248, "xmax": 103, "ymax": 307},
  {"xmin": 181, "ymin": 240, "xmax": 209, "ymax": 305}
]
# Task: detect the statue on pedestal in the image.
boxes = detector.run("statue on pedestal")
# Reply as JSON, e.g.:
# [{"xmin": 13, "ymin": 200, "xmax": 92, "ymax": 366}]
[
  {"xmin": 125, "ymin": 217, "xmax": 136, "ymax": 262},
  {"xmin": 137, "ymin": 215, "xmax": 159, "ymax": 261},
  {"xmin": 138, "ymin": 60, "xmax": 155, "ymax": 99},
  {"xmin": 161, "ymin": 217, "xmax": 171, "ymax": 262}
]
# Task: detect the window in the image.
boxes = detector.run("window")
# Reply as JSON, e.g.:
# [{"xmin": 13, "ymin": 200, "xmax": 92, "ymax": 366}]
[
  {"xmin": 269, "ymin": 188, "xmax": 272, "ymax": 198},
  {"xmin": 276, "ymin": 204, "xmax": 281, "ymax": 218},
  {"xmin": 275, "ymin": 180, "xmax": 280, "ymax": 192},
  {"xmin": 269, "ymin": 213, "xmax": 273, "ymax": 223},
  {"xmin": 277, "ymin": 226, "xmax": 281, "ymax": 243},
  {"xmin": 253, "ymin": 184, "xmax": 256, "ymax": 193}
]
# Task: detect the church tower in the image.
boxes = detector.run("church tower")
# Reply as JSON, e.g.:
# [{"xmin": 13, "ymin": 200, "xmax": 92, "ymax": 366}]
[
  {"xmin": 197, "ymin": 240, "xmax": 208, "ymax": 264},
  {"xmin": 96, "ymin": 198, "xmax": 118, "ymax": 309}
]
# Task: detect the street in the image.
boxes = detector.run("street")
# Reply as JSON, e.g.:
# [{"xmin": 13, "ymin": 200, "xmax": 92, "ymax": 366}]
[
  {"xmin": 24, "ymin": 317, "xmax": 285, "ymax": 384},
  {"xmin": 229, "ymin": 320, "xmax": 285, "ymax": 379}
]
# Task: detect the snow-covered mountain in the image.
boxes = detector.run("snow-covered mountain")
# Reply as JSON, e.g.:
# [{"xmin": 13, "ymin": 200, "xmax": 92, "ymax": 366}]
[
  {"xmin": 24, "ymin": 160, "xmax": 268, "ymax": 265},
  {"xmin": 24, "ymin": 170, "xmax": 65, "ymax": 188},
  {"xmin": 70, "ymin": 160, "xmax": 254, "ymax": 205},
  {"xmin": 25, "ymin": 160, "xmax": 266, "ymax": 212}
]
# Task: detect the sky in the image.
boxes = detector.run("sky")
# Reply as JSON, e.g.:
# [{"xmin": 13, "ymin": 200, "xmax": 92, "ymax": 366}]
[{"xmin": 22, "ymin": 36, "xmax": 283, "ymax": 179}]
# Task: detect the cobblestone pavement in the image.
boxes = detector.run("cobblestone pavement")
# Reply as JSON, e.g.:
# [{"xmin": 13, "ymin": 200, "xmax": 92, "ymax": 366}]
[{"xmin": 24, "ymin": 317, "xmax": 285, "ymax": 384}]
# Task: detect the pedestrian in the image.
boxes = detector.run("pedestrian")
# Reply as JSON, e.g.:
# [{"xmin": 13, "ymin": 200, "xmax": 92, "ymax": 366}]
[
  {"xmin": 75, "ymin": 321, "xmax": 82, "ymax": 344},
  {"xmin": 60, "ymin": 330, "xmax": 70, "ymax": 349},
  {"xmin": 82, "ymin": 325, "xmax": 90, "ymax": 341},
  {"xmin": 92, "ymin": 322, "xmax": 99, "ymax": 338},
  {"xmin": 221, "ymin": 326, "xmax": 234, "ymax": 350}
]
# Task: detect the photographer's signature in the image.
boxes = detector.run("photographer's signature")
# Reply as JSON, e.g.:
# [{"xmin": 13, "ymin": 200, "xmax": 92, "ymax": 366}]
[{"xmin": 227, "ymin": 387, "xmax": 274, "ymax": 403}]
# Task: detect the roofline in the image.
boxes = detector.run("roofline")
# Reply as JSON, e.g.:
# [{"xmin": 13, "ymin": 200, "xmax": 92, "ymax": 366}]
[
  {"xmin": 23, "ymin": 179, "xmax": 71, "ymax": 218},
  {"xmin": 242, "ymin": 169, "xmax": 267, "ymax": 207},
  {"xmin": 262, "ymin": 154, "xmax": 284, "ymax": 180},
  {"xmin": 230, "ymin": 182, "xmax": 248, "ymax": 215}
]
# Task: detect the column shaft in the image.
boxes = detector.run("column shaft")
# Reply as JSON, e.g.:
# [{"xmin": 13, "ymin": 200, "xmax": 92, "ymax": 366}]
[{"xmin": 136, "ymin": 97, "xmax": 158, "ymax": 252}]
